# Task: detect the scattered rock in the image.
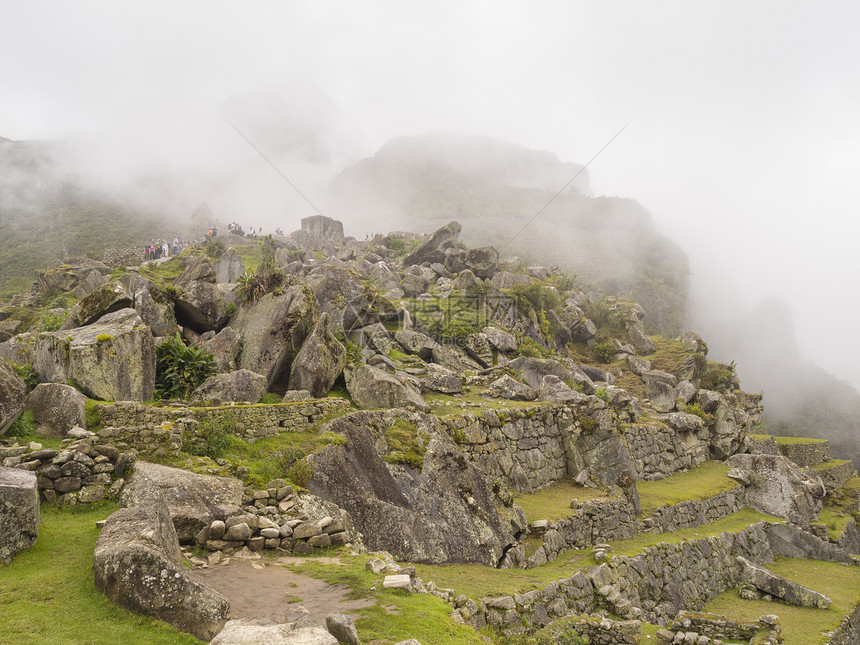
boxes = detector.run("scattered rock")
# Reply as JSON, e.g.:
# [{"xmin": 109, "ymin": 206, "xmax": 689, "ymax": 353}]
[
  {"xmin": 0, "ymin": 467, "xmax": 39, "ymax": 564},
  {"xmin": 191, "ymin": 369, "xmax": 268, "ymax": 404}
]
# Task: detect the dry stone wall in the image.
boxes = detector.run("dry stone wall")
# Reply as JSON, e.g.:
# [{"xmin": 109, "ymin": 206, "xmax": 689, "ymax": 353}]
[
  {"xmin": 777, "ymin": 439, "xmax": 832, "ymax": 466},
  {"xmin": 440, "ymin": 405, "xmax": 575, "ymax": 493},
  {"xmin": 643, "ymin": 487, "xmax": 745, "ymax": 533},
  {"xmin": 621, "ymin": 421, "xmax": 709, "ymax": 481},
  {"xmin": 455, "ymin": 523, "xmax": 776, "ymax": 631},
  {"xmin": 1, "ymin": 434, "xmax": 134, "ymax": 504},
  {"xmin": 96, "ymin": 399, "xmax": 350, "ymax": 457},
  {"xmin": 655, "ymin": 611, "xmax": 782, "ymax": 645}
]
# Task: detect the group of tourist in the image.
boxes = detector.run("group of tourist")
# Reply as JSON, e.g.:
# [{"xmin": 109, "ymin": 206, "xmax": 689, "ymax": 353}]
[
  {"xmin": 143, "ymin": 237, "xmax": 191, "ymax": 261},
  {"xmin": 225, "ymin": 222, "xmax": 287, "ymax": 238}
]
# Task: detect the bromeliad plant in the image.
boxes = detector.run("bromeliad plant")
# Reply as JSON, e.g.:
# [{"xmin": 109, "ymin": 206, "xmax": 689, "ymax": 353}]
[{"xmin": 154, "ymin": 333, "xmax": 215, "ymax": 400}]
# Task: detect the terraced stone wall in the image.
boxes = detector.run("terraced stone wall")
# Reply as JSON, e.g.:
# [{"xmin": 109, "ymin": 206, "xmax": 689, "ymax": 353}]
[
  {"xmin": 439, "ymin": 405, "xmax": 576, "ymax": 493},
  {"xmin": 643, "ymin": 487, "xmax": 745, "ymax": 533},
  {"xmin": 829, "ymin": 598, "xmax": 860, "ymax": 645},
  {"xmin": 778, "ymin": 440, "xmax": 832, "ymax": 467},
  {"xmin": 456, "ymin": 523, "xmax": 775, "ymax": 631},
  {"xmin": 95, "ymin": 400, "xmax": 350, "ymax": 458},
  {"xmin": 621, "ymin": 421, "xmax": 709, "ymax": 481}
]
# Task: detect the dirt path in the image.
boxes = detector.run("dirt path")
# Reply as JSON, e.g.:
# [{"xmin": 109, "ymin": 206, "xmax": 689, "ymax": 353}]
[{"xmin": 196, "ymin": 556, "xmax": 375, "ymax": 625}]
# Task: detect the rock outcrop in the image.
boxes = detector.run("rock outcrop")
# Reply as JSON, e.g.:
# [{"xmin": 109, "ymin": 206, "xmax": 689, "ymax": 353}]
[
  {"xmin": 344, "ymin": 364, "xmax": 429, "ymax": 412},
  {"xmin": 0, "ymin": 466, "xmax": 39, "ymax": 563},
  {"xmin": 308, "ymin": 410, "xmax": 523, "ymax": 566},
  {"xmin": 94, "ymin": 468, "xmax": 230, "ymax": 640},
  {"xmin": 26, "ymin": 383, "xmax": 87, "ymax": 437},
  {"xmin": 726, "ymin": 453, "xmax": 825, "ymax": 524},
  {"xmin": 33, "ymin": 309, "xmax": 156, "ymax": 401},
  {"xmin": 126, "ymin": 462, "xmax": 244, "ymax": 543},
  {"xmin": 190, "ymin": 369, "xmax": 268, "ymax": 404},
  {"xmin": 0, "ymin": 359, "xmax": 26, "ymax": 434},
  {"xmin": 289, "ymin": 313, "xmax": 346, "ymax": 398},
  {"xmin": 230, "ymin": 285, "xmax": 317, "ymax": 389}
]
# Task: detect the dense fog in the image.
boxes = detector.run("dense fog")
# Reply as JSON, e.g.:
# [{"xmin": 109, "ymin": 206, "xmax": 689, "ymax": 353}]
[{"xmin": 2, "ymin": 0, "xmax": 859, "ymax": 395}]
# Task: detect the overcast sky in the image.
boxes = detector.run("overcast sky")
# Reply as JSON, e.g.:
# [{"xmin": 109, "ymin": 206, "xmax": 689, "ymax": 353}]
[{"xmin": 2, "ymin": 0, "xmax": 859, "ymax": 388}]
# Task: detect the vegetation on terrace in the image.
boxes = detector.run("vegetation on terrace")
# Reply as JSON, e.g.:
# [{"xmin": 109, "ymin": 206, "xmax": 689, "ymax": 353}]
[{"xmin": 705, "ymin": 557, "xmax": 860, "ymax": 645}]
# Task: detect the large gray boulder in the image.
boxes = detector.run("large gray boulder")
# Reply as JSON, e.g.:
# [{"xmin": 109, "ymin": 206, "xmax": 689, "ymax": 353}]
[
  {"xmin": 538, "ymin": 375, "xmax": 589, "ymax": 405},
  {"xmin": 33, "ymin": 309, "xmax": 156, "ymax": 401},
  {"xmin": 0, "ymin": 467, "xmax": 39, "ymax": 564},
  {"xmin": 60, "ymin": 281, "xmax": 132, "ymax": 330},
  {"xmin": 230, "ymin": 285, "xmax": 317, "ymax": 389},
  {"xmin": 481, "ymin": 326, "xmax": 517, "ymax": 353},
  {"xmin": 444, "ymin": 246, "xmax": 499, "ymax": 279},
  {"xmin": 736, "ymin": 556, "xmax": 831, "ymax": 608},
  {"xmin": 173, "ymin": 257, "xmax": 229, "ymax": 332},
  {"xmin": 642, "ymin": 370, "xmax": 677, "ymax": 412},
  {"xmin": 0, "ymin": 359, "xmax": 26, "ymax": 435},
  {"xmin": 308, "ymin": 410, "xmax": 522, "ymax": 566},
  {"xmin": 725, "ymin": 453, "xmax": 825, "ymax": 525},
  {"xmin": 482, "ymin": 374, "xmax": 537, "ymax": 401},
  {"xmin": 507, "ymin": 356, "xmax": 576, "ymax": 390},
  {"xmin": 190, "ymin": 369, "xmax": 267, "ymax": 404},
  {"xmin": 26, "ymin": 383, "xmax": 87, "ymax": 437},
  {"xmin": 402, "ymin": 221, "xmax": 462, "ymax": 267},
  {"xmin": 129, "ymin": 275, "xmax": 178, "ymax": 337},
  {"xmin": 344, "ymin": 364, "xmax": 429, "ymax": 412},
  {"xmin": 94, "ymin": 469, "xmax": 229, "ymax": 640},
  {"xmin": 126, "ymin": 462, "xmax": 244, "ymax": 543},
  {"xmin": 289, "ymin": 313, "xmax": 346, "ymax": 398},
  {"xmin": 214, "ymin": 247, "xmax": 246, "ymax": 284},
  {"xmin": 200, "ymin": 326, "xmax": 243, "ymax": 373}
]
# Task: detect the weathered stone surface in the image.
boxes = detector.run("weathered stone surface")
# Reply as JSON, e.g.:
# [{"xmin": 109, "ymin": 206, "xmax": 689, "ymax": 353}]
[
  {"xmin": 0, "ymin": 467, "xmax": 39, "ymax": 564},
  {"xmin": 308, "ymin": 410, "xmax": 521, "ymax": 566},
  {"xmin": 61, "ymin": 281, "xmax": 133, "ymax": 330},
  {"xmin": 402, "ymin": 221, "xmax": 461, "ymax": 267},
  {"xmin": 678, "ymin": 331, "xmax": 708, "ymax": 354},
  {"xmin": 33, "ymin": 309, "xmax": 156, "ymax": 402},
  {"xmin": 0, "ymin": 358, "xmax": 26, "ymax": 434},
  {"xmin": 478, "ymin": 327, "xmax": 514, "ymax": 354},
  {"xmin": 325, "ymin": 613, "xmax": 360, "ymax": 645},
  {"xmin": 94, "ymin": 471, "xmax": 229, "ymax": 640},
  {"xmin": 538, "ymin": 375, "xmax": 589, "ymax": 405},
  {"xmin": 737, "ymin": 555, "xmax": 831, "ymax": 608},
  {"xmin": 212, "ymin": 615, "xmax": 338, "ymax": 645},
  {"xmin": 125, "ymin": 462, "xmax": 244, "ymax": 543},
  {"xmin": 289, "ymin": 313, "xmax": 346, "ymax": 398},
  {"xmin": 394, "ymin": 329, "xmax": 439, "ymax": 360},
  {"xmin": 464, "ymin": 333, "xmax": 493, "ymax": 367},
  {"xmin": 627, "ymin": 321, "xmax": 655, "ymax": 355},
  {"xmin": 215, "ymin": 247, "xmax": 246, "ymax": 284},
  {"xmin": 131, "ymin": 281, "xmax": 177, "ymax": 337},
  {"xmin": 26, "ymin": 383, "xmax": 87, "ymax": 437},
  {"xmin": 172, "ymin": 256, "xmax": 229, "ymax": 332},
  {"xmin": 482, "ymin": 374, "xmax": 536, "ymax": 401},
  {"xmin": 444, "ymin": 246, "xmax": 499, "ymax": 279},
  {"xmin": 200, "ymin": 326, "xmax": 243, "ymax": 373},
  {"xmin": 230, "ymin": 285, "xmax": 317, "ymax": 389},
  {"xmin": 507, "ymin": 357, "xmax": 575, "ymax": 390},
  {"xmin": 191, "ymin": 369, "xmax": 268, "ymax": 403},
  {"xmin": 643, "ymin": 370, "xmax": 676, "ymax": 412},
  {"xmin": 344, "ymin": 364, "xmax": 429, "ymax": 412},
  {"xmin": 725, "ymin": 453, "xmax": 825, "ymax": 524},
  {"xmin": 765, "ymin": 522, "xmax": 856, "ymax": 563}
]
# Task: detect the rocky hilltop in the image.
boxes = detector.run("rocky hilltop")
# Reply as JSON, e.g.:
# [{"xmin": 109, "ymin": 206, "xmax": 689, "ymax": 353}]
[{"xmin": 1, "ymin": 217, "xmax": 859, "ymax": 645}]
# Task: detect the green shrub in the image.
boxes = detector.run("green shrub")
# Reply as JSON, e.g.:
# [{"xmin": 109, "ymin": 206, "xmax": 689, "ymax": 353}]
[
  {"xmin": 386, "ymin": 234, "xmax": 407, "ymax": 256},
  {"xmin": 287, "ymin": 459, "xmax": 312, "ymax": 488},
  {"xmin": 9, "ymin": 362, "xmax": 38, "ymax": 392},
  {"xmin": 226, "ymin": 302, "xmax": 238, "ymax": 318},
  {"xmin": 38, "ymin": 308, "xmax": 67, "ymax": 332},
  {"xmin": 592, "ymin": 342, "xmax": 617, "ymax": 363},
  {"xmin": 235, "ymin": 238, "xmax": 285, "ymax": 305},
  {"xmin": 95, "ymin": 333, "xmax": 113, "ymax": 343},
  {"xmin": 183, "ymin": 412, "xmax": 239, "ymax": 458},
  {"xmin": 155, "ymin": 333, "xmax": 216, "ymax": 399},
  {"xmin": 9, "ymin": 409, "xmax": 36, "ymax": 436},
  {"xmin": 518, "ymin": 336, "xmax": 552, "ymax": 358}
]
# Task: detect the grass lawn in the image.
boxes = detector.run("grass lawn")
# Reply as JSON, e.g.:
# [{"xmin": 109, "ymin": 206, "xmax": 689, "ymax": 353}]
[
  {"xmin": 284, "ymin": 555, "xmax": 487, "ymax": 645},
  {"xmin": 514, "ymin": 477, "xmax": 616, "ymax": 523},
  {"xmin": 814, "ymin": 459, "xmax": 852, "ymax": 470},
  {"xmin": 0, "ymin": 503, "xmax": 202, "ymax": 645},
  {"xmin": 704, "ymin": 557, "xmax": 860, "ymax": 644},
  {"xmin": 637, "ymin": 461, "xmax": 740, "ymax": 517}
]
